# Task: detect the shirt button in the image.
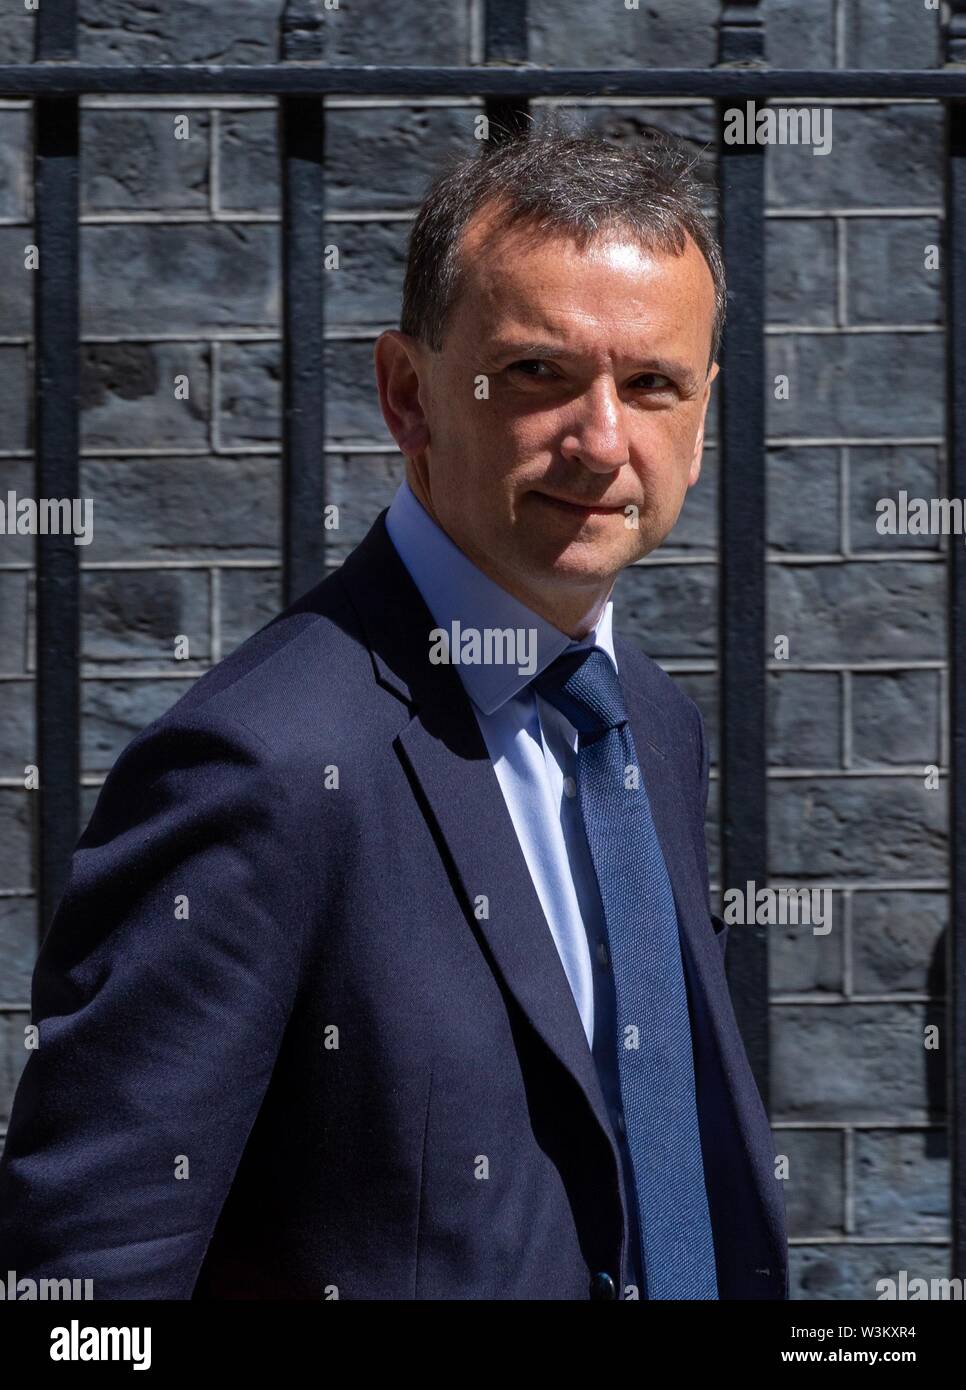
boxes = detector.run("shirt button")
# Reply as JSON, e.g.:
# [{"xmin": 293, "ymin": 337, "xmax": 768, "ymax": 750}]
[
  {"xmin": 563, "ymin": 776, "xmax": 577, "ymax": 799},
  {"xmin": 596, "ymin": 939, "xmax": 610, "ymax": 968}
]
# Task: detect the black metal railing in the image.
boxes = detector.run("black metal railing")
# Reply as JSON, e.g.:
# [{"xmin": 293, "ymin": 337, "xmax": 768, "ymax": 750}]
[{"xmin": 3, "ymin": 0, "xmax": 965, "ymax": 1279}]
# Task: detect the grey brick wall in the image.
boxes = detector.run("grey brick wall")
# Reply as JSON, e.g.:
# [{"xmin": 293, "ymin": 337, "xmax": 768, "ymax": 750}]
[{"xmin": 0, "ymin": 0, "xmax": 952, "ymax": 1299}]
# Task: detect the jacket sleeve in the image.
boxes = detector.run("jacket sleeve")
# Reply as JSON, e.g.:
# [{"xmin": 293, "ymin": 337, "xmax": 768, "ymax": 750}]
[{"xmin": 0, "ymin": 710, "xmax": 307, "ymax": 1299}]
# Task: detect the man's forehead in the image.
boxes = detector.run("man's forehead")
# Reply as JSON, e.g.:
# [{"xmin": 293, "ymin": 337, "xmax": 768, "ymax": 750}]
[
  {"xmin": 458, "ymin": 213, "xmax": 710, "ymax": 311},
  {"xmin": 462, "ymin": 237, "xmax": 708, "ymax": 346},
  {"xmin": 462, "ymin": 209, "xmax": 645, "ymax": 277},
  {"xmin": 446, "ymin": 204, "xmax": 715, "ymax": 369}
]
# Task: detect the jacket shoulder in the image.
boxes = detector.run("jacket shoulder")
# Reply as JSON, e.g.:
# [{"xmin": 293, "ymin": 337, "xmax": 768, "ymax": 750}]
[{"xmin": 131, "ymin": 567, "xmax": 373, "ymax": 758}]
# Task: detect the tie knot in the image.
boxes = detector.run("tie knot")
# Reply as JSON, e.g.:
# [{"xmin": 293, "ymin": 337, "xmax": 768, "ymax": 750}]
[{"xmin": 531, "ymin": 645, "xmax": 628, "ymax": 737}]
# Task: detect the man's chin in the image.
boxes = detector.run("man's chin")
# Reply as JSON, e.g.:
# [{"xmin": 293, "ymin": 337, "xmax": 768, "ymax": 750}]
[{"xmin": 526, "ymin": 545, "xmax": 635, "ymax": 589}]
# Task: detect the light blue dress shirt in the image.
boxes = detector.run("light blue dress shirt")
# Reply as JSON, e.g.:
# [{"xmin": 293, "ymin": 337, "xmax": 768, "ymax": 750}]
[
  {"xmin": 385, "ymin": 476, "xmax": 615, "ymax": 1048},
  {"xmin": 384, "ymin": 476, "xmax": 647, "ymax": 1293}
]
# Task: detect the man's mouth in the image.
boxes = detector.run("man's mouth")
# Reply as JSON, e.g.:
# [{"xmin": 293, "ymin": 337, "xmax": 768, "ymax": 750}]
[{"xmin": 533, "ymin": 492, "xmax": 626, "ymax": 517}]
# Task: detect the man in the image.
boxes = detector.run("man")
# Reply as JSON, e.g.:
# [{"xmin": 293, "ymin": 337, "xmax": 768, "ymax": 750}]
[{"xmin": 0, "ymin": 127, "xmax": 788, "ymax": 1300}]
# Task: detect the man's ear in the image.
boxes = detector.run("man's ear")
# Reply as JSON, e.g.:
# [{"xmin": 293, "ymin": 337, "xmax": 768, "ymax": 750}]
[
  {"xmin": 689, "ymin": 360, "xmax": 719, "ymax": 486},
  {"xmin": 374, "ymin": 330, "xmax": 431, "ymax": 457},
  {"xmin": 688, "ymin": 433, "xmax": 704, "ymax": 488}
]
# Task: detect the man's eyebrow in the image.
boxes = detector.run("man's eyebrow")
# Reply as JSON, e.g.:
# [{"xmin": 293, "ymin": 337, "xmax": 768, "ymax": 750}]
[
  {"xmin": 487, "ymin": 341, "xmax": 565, "ymax": 360},
  {"xmin": 488, "ymin": 341, "xmax": 701, "ymax": 386}
]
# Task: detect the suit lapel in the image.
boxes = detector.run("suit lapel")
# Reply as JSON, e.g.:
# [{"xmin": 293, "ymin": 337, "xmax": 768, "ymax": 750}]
[{"xmin": 394, "ymin": 714, "xmax": 619, "ymax": 1142}]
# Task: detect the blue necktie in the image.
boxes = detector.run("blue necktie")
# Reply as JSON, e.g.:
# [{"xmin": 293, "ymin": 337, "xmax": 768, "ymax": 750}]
[{"xmin": 533, "ymin": 645, "xmax": 719, "ymax": 1300}]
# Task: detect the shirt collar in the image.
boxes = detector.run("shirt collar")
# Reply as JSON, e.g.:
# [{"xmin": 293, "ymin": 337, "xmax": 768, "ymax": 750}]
[{"xmin": 384, "ymin": 476, "xmax": 618, "ymax": 716}]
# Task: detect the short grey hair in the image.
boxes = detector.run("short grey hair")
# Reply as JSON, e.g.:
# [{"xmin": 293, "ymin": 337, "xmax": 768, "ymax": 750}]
[{"xmin": 400, "ymin": 121, "xmax": 725, "ymax": 375}]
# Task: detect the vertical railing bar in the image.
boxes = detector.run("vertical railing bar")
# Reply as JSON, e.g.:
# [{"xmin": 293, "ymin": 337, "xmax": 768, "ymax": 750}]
[
  {"xmin": 34, "ymin": 2, "xmax": 80, "ymax": 941},
  {"xmin": 484, "ymin": 0, "xmax": 530, "ymax": 142},
  {"xmin": 944, "ymin": 0, "xmax": 966, "ymax": 1286},
  {"xmin": 280, "ymin": 1, "xmax": 327, "ymax": 605},
  {"xmin": 716, "ymin": 1, "xmax": 769, "ymax": 1099},
  {"xmin": 483, "ymin": 0, "xmax": 528, "ymax": 62}
]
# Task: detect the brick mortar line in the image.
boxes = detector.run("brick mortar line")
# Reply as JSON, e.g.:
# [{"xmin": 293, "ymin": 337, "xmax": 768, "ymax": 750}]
[
  {"xmin": 845, "ymin": 1120, "xmax": 855, "ymax": 1236},
  {"xmin": 834, "ymin": 0, "xmax": 847, "ymax": 70},
  {"xmin": 836, "ymin": 216, "xmax": 848, "ymax": 328},
  {"xmin": 842, "ymin": 670, "xmax": 853, "ymax": 770},
  {"xmin": 843, "ymin": 888, "xmax": 855, "ymax": 1012},
  {"xmin": 787, "ymin": 1237, "xmax": 949, "ymax": 1245},
  {"xmin": 772, "ymin": 995, "xmax": 942, "ymax": 1005},
  {"xmin": 776, "ymin": 1120, "xmax": 946, "ymax": 1129},
  {"xmin": 712, "ymin": 880, "xmax": 948, "ymax": 890}
]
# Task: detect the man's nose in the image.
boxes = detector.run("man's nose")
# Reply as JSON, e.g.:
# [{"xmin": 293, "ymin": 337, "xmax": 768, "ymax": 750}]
[{"xmin": 558, "ymin": 380, "xmax": 630, "ymax": 473}]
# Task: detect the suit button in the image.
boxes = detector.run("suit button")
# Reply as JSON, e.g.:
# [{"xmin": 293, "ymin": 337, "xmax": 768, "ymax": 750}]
[{"xmin": 589, "ymin": 1271, "xmax": 617, "ymax": 1300}]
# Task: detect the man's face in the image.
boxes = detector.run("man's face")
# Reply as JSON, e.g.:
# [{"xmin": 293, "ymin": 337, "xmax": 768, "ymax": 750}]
[{"xmin": 377, "ymin": 203, "xmax": 719, "ymax": 631}]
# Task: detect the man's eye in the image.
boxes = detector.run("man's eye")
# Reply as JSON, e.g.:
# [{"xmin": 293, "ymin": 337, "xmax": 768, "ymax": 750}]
[
  {"xmin": 508, "ymin": 360, "xmax": 555, "ymax": 379},
  {"xmin": 635, "ymin": 374, "xmax": 674, "ymax": 391}
]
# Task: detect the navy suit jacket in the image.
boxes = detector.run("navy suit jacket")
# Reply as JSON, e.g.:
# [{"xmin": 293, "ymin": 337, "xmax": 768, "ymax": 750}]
[{"xmin": 0, "ymin": 509, "xmax": 788, "ymax": 1300}]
